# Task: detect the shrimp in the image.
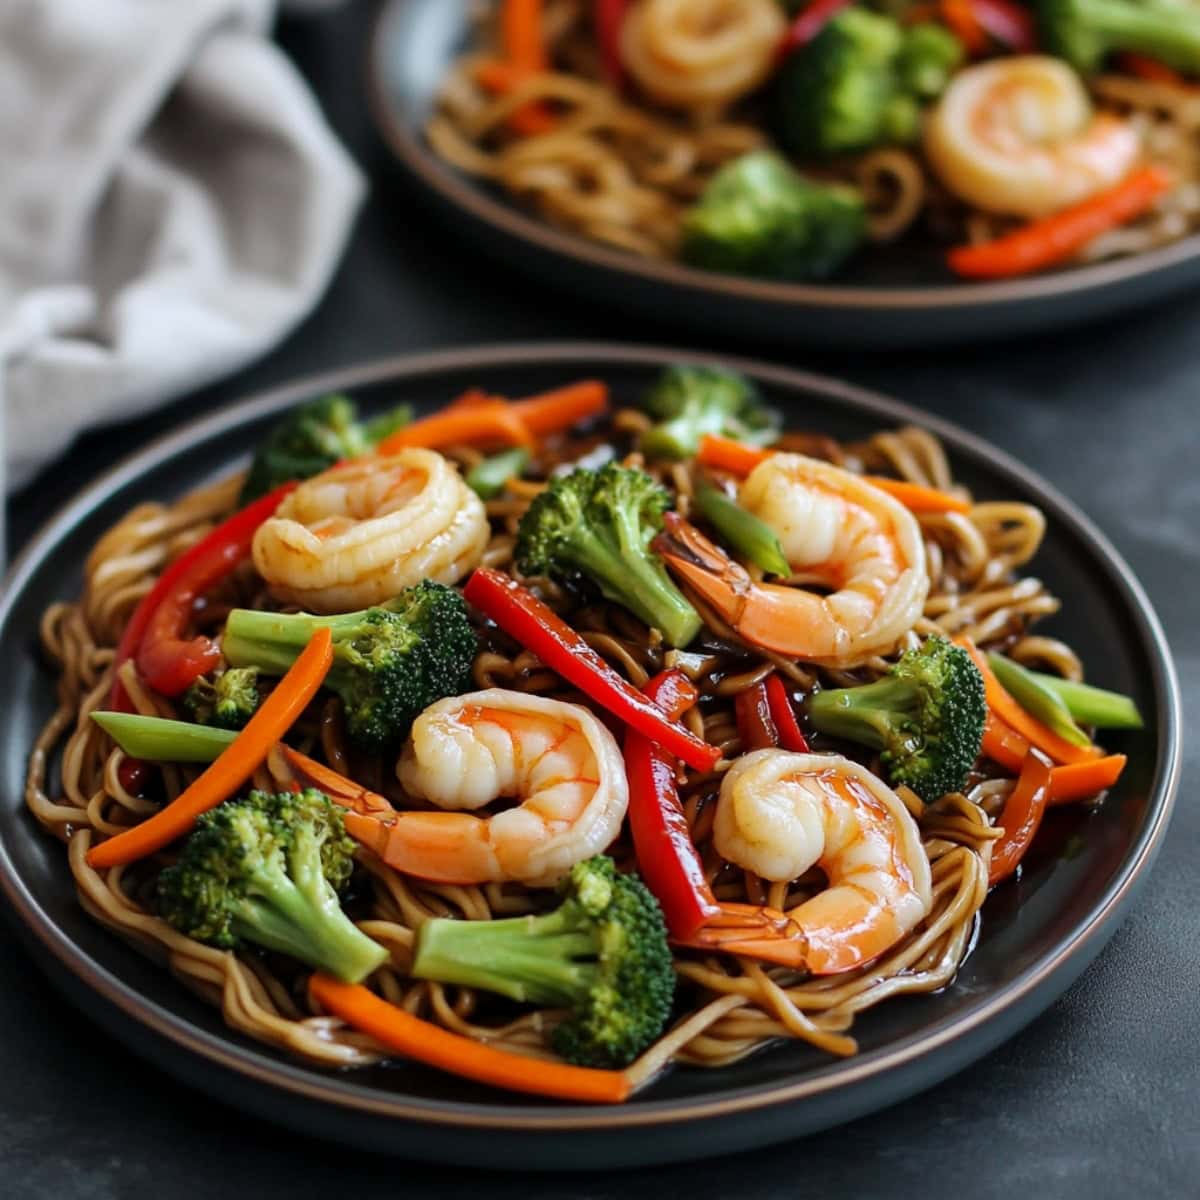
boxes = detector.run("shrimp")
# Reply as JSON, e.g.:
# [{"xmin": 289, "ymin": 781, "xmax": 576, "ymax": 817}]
[
  {"xmin": 620, "ymin": 0, "xmax": 785, "ymax": 115},
  {"xmin": 288, "ymin": 691, "xmax": 628, "ymax": 888},
  {"xmin": 655, "ymin": 453, "xmax": 928, "ymax": 668},
  {"xmin": 925, "ymin": 56, "xmax": 1141, "ymax": 219},
  {"xmin": 251, "ymin": 449, "xmax": 488, "ymax": 613},
  {"xmin": 710, "ymin": 750, "xmax": 932, "ymax": 974}
]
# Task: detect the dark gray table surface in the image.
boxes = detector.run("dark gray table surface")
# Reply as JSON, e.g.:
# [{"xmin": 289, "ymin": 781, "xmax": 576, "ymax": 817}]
[{"xmin": 5, "ymin": 5, "xmax": 1196, "ymax": 1197}]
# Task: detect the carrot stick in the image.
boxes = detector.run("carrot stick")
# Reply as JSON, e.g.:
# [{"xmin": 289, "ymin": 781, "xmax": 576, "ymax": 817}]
[
  {"xmin": 696, "ymin": 435, "xmax": 970, "ymax": 512},
  {"xmin": 86, "ymin": 629, "xmax": 334, "ymax": 869},
  {"xmin": 1049, "ymin": 754, "xmax": 1127, "ymax": 806},
  {"xmin": 956, "ymin": 638, "xmax": 1101, "ymax": 765},
  {"xmin": 982, "ymin": 712, "xmax": 1030, "ymax": 773},
  {"xmin": 948, "ymin": 166, "xmax": 1173, "ymax": 280},
  {"xmin": 308, "ymin": 975, "xmax": 631, "ymax": 1104},
  {"xmin": 939, "ymin": 0, "xmax": 988, "ymax": 54},
  {"xmin": 511, "ymin": 380, "xmax": 608, "ymax": 435},
  {"xmin": 502, "ymin": 0, "xmax": 547, "ymax": 70},
  {"xmin": 375, "ymin": 402, "xmax": 534, "ymax": 455}
]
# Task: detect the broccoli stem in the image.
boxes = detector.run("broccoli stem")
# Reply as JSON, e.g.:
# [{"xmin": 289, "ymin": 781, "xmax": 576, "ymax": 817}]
[
  {"xmin": 805, "ymin": 676, "xmax": 918, "ymax": 748},
  {"xmin": 412, "ymin": 912, "xmax": 597, "ymax": 1006},
  {"xmin": 222, "ymin": 606, "xmax": 389, "ymax": 685},
  {"xmin": 234, "ymin": 862, "xmax": 387, "ymax": 983},
  {"xmin": 571, "ymin": 521, "xmax": 702, "ymax": 648},
  {"xmin": 91, "ymin": 711, "xmax": 235, "ymax": 761}
]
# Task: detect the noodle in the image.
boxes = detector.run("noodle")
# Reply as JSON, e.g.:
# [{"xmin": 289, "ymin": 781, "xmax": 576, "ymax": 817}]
[{"xmin": 26, "ymin": 407, "xmax": 1069, "ymax": 1079}]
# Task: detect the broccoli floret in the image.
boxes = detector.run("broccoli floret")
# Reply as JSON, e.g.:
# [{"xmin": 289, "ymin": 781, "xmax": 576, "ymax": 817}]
[
  {"xmin": 639, "ymin": 364, "xmax": 778, "ymax": 460},
  {"xmin": 182, "ymin": 667, "xmax": 261, "ymax": 730},
  {"xmin": 805, "ymin": 636, "xmax": 985, "ymax": 802},
  {"xmin": 157, "ymin": 788, "xmax": 388, "ymax": 983},
  {"xmin": 896, "ymin": 22, "xmax": 965, "ymax": 99},
  {"xmin": 1037, "ymin": 0, "xmax": 1200, "ymax": 75},
  {"xmin": 221, "ymin": 581, "xmax": 476, "ymax": 750},
  {"xmin": 411, "ymin": 856, "xmax": 674, "ymax": 1068},
  {"xmin": 775, "ymin": 9, "xmax": 959, "ymax": 158},
  {"xmin": 240, "ymin": 394, "xmax": 414, "ymax": 503},
  {"xmin": 680, "ymin": 151, "xmax": 867, "ymax": 281},
  {"xmin": 515, "ymin": 464, "xmax": 702, "ymax": 648}
]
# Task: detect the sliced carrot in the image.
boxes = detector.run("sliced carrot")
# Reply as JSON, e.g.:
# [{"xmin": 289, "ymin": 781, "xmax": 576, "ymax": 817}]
[
  {"xmin": 308, "ymin": 975, "xmax": 631, "ymax": 1104},
  {"xmin": 446, "ymin": 387, "xmax": 492, "ymax": 410},
  {"xmin": 939, "ymin": 0, "xmax": 988, "ymax": 54},
  {"xmin": 87, "ymin": 629, "xmax": 334, "ymax": 869},
  {"xmin": 696, "ymin": 434, "xmax": 771, "ymax": 476},
  {"xmin": 472, "ymin": 60, "xmax": 557, "ymax": 136},
  {"xmin": 502, "ymin": 0, "xmax": 547, "ymax": 70},
  {"xmin": 861, "ymin": 476, "xmax": 971, "ymax": 514},
  {"xmin": 957, "ymin": 638, "xmax": 1101, "ymax": 765},
  {"xmin": 1049, "ymin": 754, "xmax": 1127, "ymax": 806},
  {"xmin": 511, "ymin": 380, "xmax": 608, "ymax": 436},
  {"xmin": 375, "ymin": 402, "xmax": 534, "ymax": 455},
  {"xmin": 948, "ymin": 166, "xmax": 1173, "ymax": 280},
  {"xmin": 981, "ymin": 712, "xmax": 1030, "ymax": 773},
  {"xmin": 989, "ymin": 748, "xmax": 1053, "ymax": 885},
  {"xmin": 696, "ymin": 435, "xmax": 970, "ymax": 513}
]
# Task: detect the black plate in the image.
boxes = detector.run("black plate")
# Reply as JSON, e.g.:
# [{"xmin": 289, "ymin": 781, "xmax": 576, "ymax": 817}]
[
  {"xmin": 368, "ymin": 0, "xmax": 1200, "ymax": 349},
  {"xmin": 0, "ymin": 344, "xmax": 1180, "ymax": 1168}
]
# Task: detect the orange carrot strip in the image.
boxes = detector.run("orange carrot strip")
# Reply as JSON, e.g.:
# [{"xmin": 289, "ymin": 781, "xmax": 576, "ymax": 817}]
[
  {"xmin": 472, "ymin": 60, "xmax": 556, "ymax": 135},
  {"xmin": 447, "ymin": 387, "xmax": 492, "ymax": 410},
  {"xmin": 502, "ymin": 0, "xmax": 547, "ymax": 70},
  {"xmin": 87, "ymin": 629, "xmax": 334, "ymax": 869},
  {"xmin": 940, "ymin": 0, "xmax": 989, "ymax": 54},
  {"xmin": 696, "ymin": 434, "xmax": 771, "ymax": 476},
  {"xmin": 956, "ymin": 638, "xmax": 1101, "ymax": 765},
  {"xmin": 511, "ymin": 379, "xmax": 608, "ymax": 436},
  {"xmin": 376, "ymin": 402, "xmax": 534, "ymax": 454},
  {"xmin": 696, "ymin": 436, "xmax": 969, "ymax": 513},
  {"xmin": 982, "ymin": 712, "xmax": 1030, "ymax": 773},
  {"xmin": 308, "ymin": 975, "xmax": 631, "ymax": 1104},
  {"xmin": 861, "ymin": 476, "xmax": 971, "ymax": 514},
  {"xmin": 948, "ymin": 166, "xmax": 1173, "ymax": 280},
  {"xmin": 1049, "ymin": 754, "xmax": 1127, "ymax": 806}
]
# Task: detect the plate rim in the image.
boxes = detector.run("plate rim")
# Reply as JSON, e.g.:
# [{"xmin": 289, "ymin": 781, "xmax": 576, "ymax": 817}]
[
  {"xmin": 0, "ymin": 340, "xmax": 1182, "ymax": 1134},
  {"xmin": 366, "ymin": 0, "xmax": 1200, "ymax": 314}
]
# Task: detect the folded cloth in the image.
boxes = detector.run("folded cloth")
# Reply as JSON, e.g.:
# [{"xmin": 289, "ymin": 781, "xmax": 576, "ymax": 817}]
[{"xmin": 0, "ymin": 0, "xmax": 364, "ymax": 493}]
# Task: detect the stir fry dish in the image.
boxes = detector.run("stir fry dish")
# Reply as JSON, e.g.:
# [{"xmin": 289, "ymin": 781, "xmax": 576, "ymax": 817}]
[
  {"xmin": 28, "ymin": 373, "xmax": 1141, "ymax": 1102},
  {"xmin": 428, "ymin": 0, "xmax": 1200, "ymax": 280}
]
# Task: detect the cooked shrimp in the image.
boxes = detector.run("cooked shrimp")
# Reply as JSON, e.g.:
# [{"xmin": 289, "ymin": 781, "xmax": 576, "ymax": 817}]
[
  {"xmin": 620, "ymin": 0, "xmax": 786, "ymax": 115},
  {"xmin": 656, "ymin": 454, "xmax": 928, "ymax": 668},
  {"xmin": 252, "ymin": 449, "xmax": 488, "ymax": 613},
  {"xmin": 712, "ymin": 750, "xmax": 932, "ymax": 974},
  {"xmin": 302, "ymin": 690, "xmax": 623, "ymax": 888},
  {"xmin": 925, "ymin": 56, "xmax": 1142, "ymax": 219}
]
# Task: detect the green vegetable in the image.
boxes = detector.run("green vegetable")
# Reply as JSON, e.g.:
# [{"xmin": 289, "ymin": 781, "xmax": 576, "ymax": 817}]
[
  {"xmin": 987, "ymin": 654, "xmax": 1092, "ymax": 746},
  {"xmin": 157, "ymin": 788, "xmax": 388, "ymax": 983},
  {"xmin": 1021, "ymin": 669, "xmax": 1143, "ymax": 730},
  {"xmin": 681, "ymin": 151, "xmax": 867, "ymax": 281},
  {"xmin": 1037, "ymin": 0, "xmax": 1200, "ymax": 75},
  {"xmin": 182, "ymin": 667, "xmax": 261, "ymax": 730},
  {"xmin": 91, "ymin": 711, "xmax": 236, "ymax": 762},
  {"xmin": 222, "ymin": 581, "xmax": 477, "ymax": 750},
  {"xmin": 693, "ymin": 479, "xmax": 790, "ymax": 577},
  {"xmin": 774, "ymin": 10, "xmax": 961, "ymax": 158},
  {"xmin": 466, "ymin": 447, "xmax": 531, "ymax": 500},
  {"xmin": 806, "ymin": 636, "xmax": 986, "ymax": 802},
  {"xmin": 240, "ymin": 394, "xmax": 414, "ymax": 503},
  {"xmin": 411, "ymin": 856, "xmax": 674, "ymax": 1068},
  {"xmin": 638, "ymin": 364, "xmax": 778, "ymax": 461},
  {"xmin": 896, "ymin": 22, "xmax": 965, "ymax": 99},
  {"xmin": 515, "ymin": 463, "xmax": 702, "ymax": 648}
]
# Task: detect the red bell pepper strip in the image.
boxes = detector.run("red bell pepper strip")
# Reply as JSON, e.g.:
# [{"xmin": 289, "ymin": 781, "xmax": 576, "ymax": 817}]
[
  {"xmin": 988, "ymin": 748, "xmax": 1053, "ymax": 886},
  {"xmin": 463, "ymin": 568, "xmax": 721, "ymax": 772},
  {"xmin": 595, "ymin": 0, "xmax": 629, "ymax": 87},
  {"xmin": 765, "ymin": 674, "xmax": 811, "ymax": 752},
  {"xmin": 109, "ymin": 482, "xmax": 297, "ymax": 710},
  {"xmin": 625, "ymin": 670, "xmax": 720, "ymax": 940},
  {"xmin": 969, "ymin": 0, "xmax": 1036, "ymax": 51},
  {"xmin": 778, "ymin": 0, "xmax": 854, "ymax": 59},
  {"xmin": 735, "ymin": 681, "xmax": 778, "ymax": 752}
]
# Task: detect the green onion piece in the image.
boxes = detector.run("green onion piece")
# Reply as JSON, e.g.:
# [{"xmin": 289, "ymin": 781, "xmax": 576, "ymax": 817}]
[
  {"xmin": 466, "ymin": 447, "xmax": 531, "ymax": 500},
  {"xmin": 693, "ymin": 479, "xmax": 790, "ymax": 577},
  {"xmin": 91, "ymin": 712, "xmax": 233, "ymax": 763},
  {"xmin": 1023, "ymin": 670, "xmax": 1143, "ymax": 730},
  {"xmin": 987, "ymin": 654, "xmax": 1092, "ymax": 747}
]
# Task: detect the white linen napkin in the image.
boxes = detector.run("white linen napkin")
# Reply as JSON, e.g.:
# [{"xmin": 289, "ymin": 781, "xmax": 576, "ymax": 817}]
[{"xmin": 0, "ymin": 0, "xmax": 365, "ymax": 494}]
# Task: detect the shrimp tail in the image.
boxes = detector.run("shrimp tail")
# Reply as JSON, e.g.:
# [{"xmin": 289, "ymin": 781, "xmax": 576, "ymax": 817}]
[
  {"xmin": 653, "ymin": 513, "xmax": 753, "ymax": 627},
  {"xmin": 672, "ymin": 901, "xmax": 812, "ymax": 971},
  {"xmin": 280, "ymin": 746, "xmax": 395, "ymax": 816}
]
